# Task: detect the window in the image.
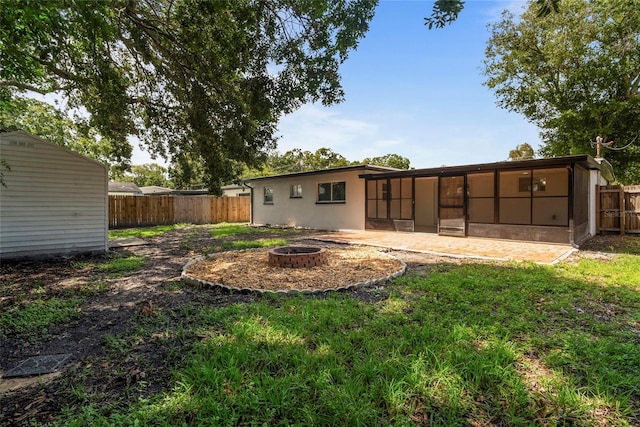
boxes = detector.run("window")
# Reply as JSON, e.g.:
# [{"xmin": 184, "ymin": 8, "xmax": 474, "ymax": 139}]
[
  {"xmin": 518, "ymin": 176, "xmax": 531, "ymax": 193},
  {"xmin": 290, "ymin": 184, "xmax": 302, "ymax": 198},
  {"xmin": 264, "ymin": 186, "xmax": 273, "ymax": 204},
  {"xmin": 318, "ymin": 181, "xmax": 345, "ymax": 203},
  {"xmin": 519, "ymin": 176, "xmax": 546, "ymax": 192}
]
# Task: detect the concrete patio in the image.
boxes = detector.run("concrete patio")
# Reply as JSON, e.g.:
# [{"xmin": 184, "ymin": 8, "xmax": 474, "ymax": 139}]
[{"xmin": 312, "ymin": 230, "xmax": 577, "ymax": 264}]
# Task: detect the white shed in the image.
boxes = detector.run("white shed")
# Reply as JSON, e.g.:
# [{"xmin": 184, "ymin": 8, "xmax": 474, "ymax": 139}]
[{"xmin": 0, "ymin": 131, "xmax": 108, "ymax": 259}]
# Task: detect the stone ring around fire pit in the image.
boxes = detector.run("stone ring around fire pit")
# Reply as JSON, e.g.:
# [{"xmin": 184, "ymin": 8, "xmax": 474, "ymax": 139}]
[{"xmin": 181, "ymin": 246, "xmax": 406, "ymax": 294}]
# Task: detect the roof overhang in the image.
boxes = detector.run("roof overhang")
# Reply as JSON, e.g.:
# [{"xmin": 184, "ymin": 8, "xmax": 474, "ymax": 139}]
[
  {"xmin": 594, "ymin": 158, "xmax": 615, "ymax": 182},
  {"xmin": 243, "ymin": 164, "xmax": 400, "ymax": 184},
  {"xmin": 359, "ymin": 155, "xmax": 602, "ymax": 180}
]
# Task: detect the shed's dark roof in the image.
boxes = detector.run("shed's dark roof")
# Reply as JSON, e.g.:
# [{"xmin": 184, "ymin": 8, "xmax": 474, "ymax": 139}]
[
  {"xmin": 359, "ymin": 155, "xmax": 601, "ymax": 179},
  {"xmin": 243, "ymin": 165, "xmax": 400, "ymax": 183}
]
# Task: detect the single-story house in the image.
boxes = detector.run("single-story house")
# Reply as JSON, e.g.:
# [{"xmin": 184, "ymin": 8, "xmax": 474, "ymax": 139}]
[
  {"xmin": 108, "ymin": 181, "xmax": 143, "ymax": 196},
  {"xmin": 221, "ymin": 184, "xmax": 251, "ymax": 197},
  {"xmin": 244, "ymin": 155, "xmax": 610, "ymax": 245},
  {"xmin": 243, "ymin": 165, "xmax": 400, "ymax": 231},
  {"xmin": 0, "ymin": 130, "xmax": 108, "ymax": 259}
]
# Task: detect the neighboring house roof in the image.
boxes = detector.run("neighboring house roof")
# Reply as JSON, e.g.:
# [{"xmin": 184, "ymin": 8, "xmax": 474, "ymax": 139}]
[
  {"xmin": 243, "ymin": 165, "xmax": 400, "ymax": 183},
  {"xmin": 172, "ymin": 189, "xmax": 209, "ymax": 195},
  {"xmin": 140, "ymin": 185, "xmax": 175, "ymax": 195},
  {"xmin": 221, "ymin": 184, "xmax": 250, "ymax": 190},
  {"xmin": 108, "ymin": 181, "xmax": 143, "ymax": 194}
]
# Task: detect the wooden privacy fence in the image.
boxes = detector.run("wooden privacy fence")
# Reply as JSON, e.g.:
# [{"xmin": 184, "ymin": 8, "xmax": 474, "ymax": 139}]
[
  {"xmin": 109, "ymin": 195, "xmax": 250, "ymax": 228},
  {"xmin": 597, "ymin": 185, "xmax": 640, "ymax": 234}
]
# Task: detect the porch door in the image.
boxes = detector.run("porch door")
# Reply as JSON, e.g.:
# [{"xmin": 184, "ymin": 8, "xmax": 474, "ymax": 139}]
[{"xmin": 438, "ymin": 175, "xmax": 466, "ymax": 236}]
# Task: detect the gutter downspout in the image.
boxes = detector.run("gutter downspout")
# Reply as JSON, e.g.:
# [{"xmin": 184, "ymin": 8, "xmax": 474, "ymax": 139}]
[{"xmin": 243, "ymin": 180, "xmax": 254, "ymax": 225}]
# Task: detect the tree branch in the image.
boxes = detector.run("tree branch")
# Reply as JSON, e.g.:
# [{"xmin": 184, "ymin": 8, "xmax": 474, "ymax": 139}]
[{"xmin": 0, "ymin": 80, "xmax": 60, "ymax": 95}]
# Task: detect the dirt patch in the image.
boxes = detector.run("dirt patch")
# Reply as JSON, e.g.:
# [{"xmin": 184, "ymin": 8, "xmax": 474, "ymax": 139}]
[
  {"xmin": 577, "ymin": 234, "xmax": 640, "ymax": 255},
  {"xmin": 184, "ymin": 246, "xmax": 405, "ymax": 292}
]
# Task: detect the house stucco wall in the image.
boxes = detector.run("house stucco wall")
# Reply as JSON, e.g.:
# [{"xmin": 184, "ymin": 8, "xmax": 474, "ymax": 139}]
[
  {"xmin": 247, "ymin": 169, "xmax": 371, "ymax": 231},
  {"xmin": 222, "ymin": 187, "xmax": 250, "ymax": 197},
  {"xmin": 0, "ymin": 131, "xmax": 108, "ymax": 259}
]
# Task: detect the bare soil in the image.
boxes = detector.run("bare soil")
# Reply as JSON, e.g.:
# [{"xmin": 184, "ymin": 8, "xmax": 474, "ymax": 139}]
[{"xmin": 0, "ymin": 226, "xmax": 633, "ymax": 426}]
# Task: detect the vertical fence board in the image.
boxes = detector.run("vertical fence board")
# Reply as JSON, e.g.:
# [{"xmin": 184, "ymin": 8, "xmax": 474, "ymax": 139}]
[
  {"xmin": 624, "ymin": 185, "xmax": 640, "ymax": 234},
  {"xmin": 598, "ymin": 185, "xmax": 640, "ymax": 235},
  {"xmin": 109, "ymin": 195, "xmax": 249, "ymax": 228}
]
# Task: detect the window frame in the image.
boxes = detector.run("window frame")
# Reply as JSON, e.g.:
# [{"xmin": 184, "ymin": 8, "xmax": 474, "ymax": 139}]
[
  {"xmin": 317, "ymin": 181, "xmax": 346, "ymax": 204},
  {"xmin": 290, "ymin": 184, "xmax": 302, "ymax": 198},
  {"xmin": 263, "ymin": 186, "xmax": 274, "ymax": 204}
]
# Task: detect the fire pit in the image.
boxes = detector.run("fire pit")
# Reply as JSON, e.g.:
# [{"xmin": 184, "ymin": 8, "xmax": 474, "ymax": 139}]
[{"xmin": 268, "ymin": 246, "xmax": 328, "ymax": 268}]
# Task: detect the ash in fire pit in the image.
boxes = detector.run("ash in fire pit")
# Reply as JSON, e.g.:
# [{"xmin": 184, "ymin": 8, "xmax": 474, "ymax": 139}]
[{"xmin": 268, "ymin": 246, "xmax": 327, "ymax": 268}]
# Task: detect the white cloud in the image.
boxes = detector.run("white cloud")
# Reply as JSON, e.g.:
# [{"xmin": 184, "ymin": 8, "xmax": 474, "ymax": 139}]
[
  {"xmin": 481, "ymin": 0, "xmax": 527, "ymax": 23},
  {"xmin": 276, "ymin": 104, "xmax": 383, "ymax": 160}
]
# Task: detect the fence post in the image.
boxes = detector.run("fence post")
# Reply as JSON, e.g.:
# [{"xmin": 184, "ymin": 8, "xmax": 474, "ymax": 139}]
[{"xmin": 619, "ymin": 185, "xmax": 625, "ymax": 235}]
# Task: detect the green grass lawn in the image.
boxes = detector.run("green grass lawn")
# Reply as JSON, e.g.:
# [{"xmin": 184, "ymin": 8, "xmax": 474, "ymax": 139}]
[
  {"xmin": 210, "ymin": 223, "xmax": 306, "ymax": 238},
  {"xmin": 52, "ymin": 250, "xmax": 639, "ymax": 425},
  {"xmin": 108, "ymin": 223, "xmax": 187, "ymax": 239},
  {"xmin": 0, "ymin": 252, "xmax": 146, "ymax": 343}
]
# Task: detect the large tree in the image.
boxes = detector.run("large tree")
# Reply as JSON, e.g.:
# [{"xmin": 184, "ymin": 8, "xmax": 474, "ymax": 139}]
[
  {"xmin": 1, "ymin": 0, "xmax": 377, "ymax": 193},
  {"xmin": 484, "ymin": 0, "xmax": 640, "ymax": 183}
]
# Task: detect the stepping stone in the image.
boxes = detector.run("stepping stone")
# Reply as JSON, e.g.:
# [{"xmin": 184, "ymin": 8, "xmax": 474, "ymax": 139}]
[
  {"xmin": 2, "ymin": 354, "xmax": 71, "ymax": 378},
  {"xmin": 108, "ymin": 237, "xmax": 149, "ymax": 248}
]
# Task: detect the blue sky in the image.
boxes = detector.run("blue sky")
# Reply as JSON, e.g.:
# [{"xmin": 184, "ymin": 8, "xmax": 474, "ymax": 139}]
[
  {"xmin": 275, "ymin": 0, "xmax": 536, "ymax": 169},
  {"xmin": 134, "ymin": 0, "xmax": 537, "ymax": 168}
]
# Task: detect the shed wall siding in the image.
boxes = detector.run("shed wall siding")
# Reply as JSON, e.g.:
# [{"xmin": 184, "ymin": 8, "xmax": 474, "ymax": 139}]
[
  {"xmin": 249, "ymin": 170, "xmax": 369, "ymax": 231},
  {"xmin": 1, "ymin": 132, "xmax": 108, "ymax": 258}
]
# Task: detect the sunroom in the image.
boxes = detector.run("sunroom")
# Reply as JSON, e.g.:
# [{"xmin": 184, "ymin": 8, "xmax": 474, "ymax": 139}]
[{"xmin": 360, "ymin": 155, "xmax": 606, "ymax": 244}]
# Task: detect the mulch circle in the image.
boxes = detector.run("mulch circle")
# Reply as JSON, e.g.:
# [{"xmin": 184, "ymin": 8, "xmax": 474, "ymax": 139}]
[{"xmin": 182, "ymin": 246, "xmax": 406, "ymax": 294}]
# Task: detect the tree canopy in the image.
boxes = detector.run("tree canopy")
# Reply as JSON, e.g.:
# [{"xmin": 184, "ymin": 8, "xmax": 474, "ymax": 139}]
[
  {"xmin": 508, "ymin": 143, "xmax": 536, "ymax": 161},
  {"xmin": 267, "ymin": 148, "xmax": 351, "ymax": 174},
  {"xmin": 361, "ymin": 153, "xmax": 411, "ymax": 169},
  {"xmin": 237, "ymin": 148, "xmax": 411, "ymax": 179},
  {"xmin": 424, "ymin": 0, "xmax": 560, "ymax": 29},
  {"xmin": 123, "ymin": 163, "xmax": 171, "ymax": 188},
  {"xmin": 484, "ymin": 0, "xmax": 640, "ymax": 183},
  {"xmin": 1, "ymin": 0, "xmax": 377, "ymax": 194},
  {"xmin": 0, "ymin": 97, "xmax": 127, "ymax": 176}
]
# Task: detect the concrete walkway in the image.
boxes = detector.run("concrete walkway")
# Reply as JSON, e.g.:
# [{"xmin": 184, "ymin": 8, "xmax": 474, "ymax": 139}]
[{"xmin": 312, "ymin": 230, "xmax": 576, "ymax": 265}]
